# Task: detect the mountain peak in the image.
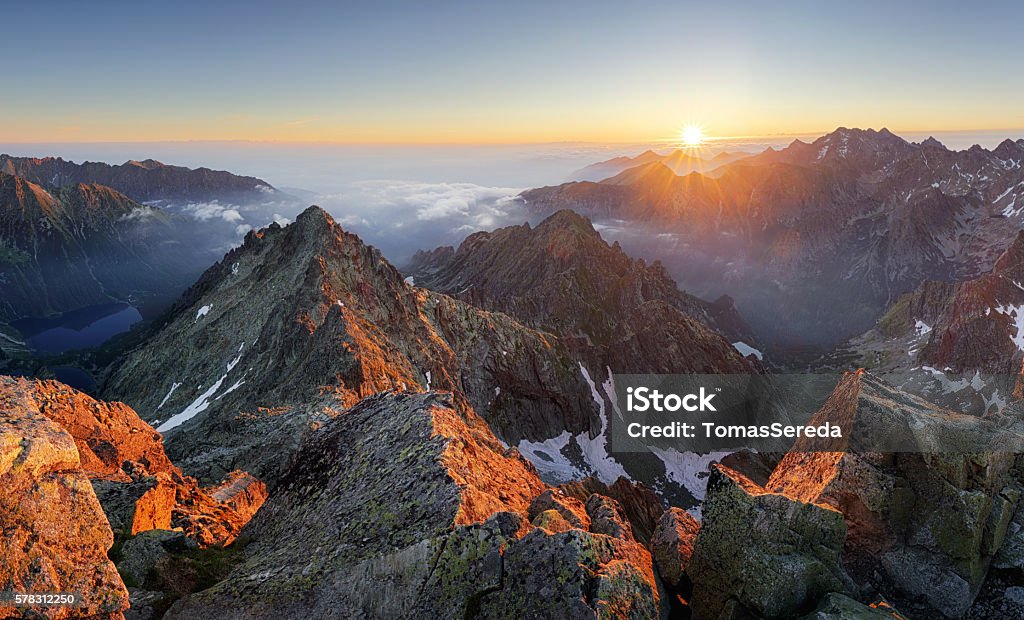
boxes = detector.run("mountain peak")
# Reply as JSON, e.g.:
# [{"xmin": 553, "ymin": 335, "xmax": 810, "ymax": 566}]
[
  {"xmin": 125, "ymin": 159, "xmax": 166, "ymax": 169},
  {"xmin": 994, "ymin": 138, "xmax": 1024, "ymax": 159},
  {"xmin": 536, "ymin": 209, "xmax": 598, "ymax": 236},
  {"xmin": 920, "ymin": 136, "xmax": 947, "ymax": 150},
  {"xmin": 295, "ymin": 204, "xmax": 334, "ymax": 226}
]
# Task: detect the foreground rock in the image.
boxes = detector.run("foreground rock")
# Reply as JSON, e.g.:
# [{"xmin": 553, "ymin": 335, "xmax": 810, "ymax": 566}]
[
  {"xmin": 765, "ymin": 371, "xmax": 1024, "ymax": 617},
  {"xmin": 166, "ymin": 391, "xmax": 663, "ymax": 618},
  {"xmin": 5, "ymin": 377, "xmax": 267, "ymax": 548},
  {"xmin": 0, "ymin": 380, "xmax": 129, "ymax": 619},
  {"xmin": 687, "ymin": 464, "xmax": 854, "ymax": 619},
  {"xmin": 650, "ymin": 507, "xmax": 699, "ymax": 590}
]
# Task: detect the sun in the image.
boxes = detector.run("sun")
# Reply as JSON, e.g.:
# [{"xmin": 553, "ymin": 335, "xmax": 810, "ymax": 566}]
[{"xmin": 681, "ymin": 125, "xmax": 704, "ymax": 147}]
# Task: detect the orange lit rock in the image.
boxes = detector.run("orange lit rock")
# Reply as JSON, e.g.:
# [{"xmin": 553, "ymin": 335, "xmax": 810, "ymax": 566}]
[{"xmin": 0, "ymin": 378, "xmax": 129, "ymax": 619}]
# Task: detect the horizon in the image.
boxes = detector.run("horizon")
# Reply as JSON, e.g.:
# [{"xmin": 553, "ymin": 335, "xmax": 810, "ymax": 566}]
[{"xmin": 4, "ymin": 1, "xmax": 1024, "ymax": 143}]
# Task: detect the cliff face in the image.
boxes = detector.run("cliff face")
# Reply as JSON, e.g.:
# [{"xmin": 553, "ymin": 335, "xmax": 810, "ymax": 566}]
[{"xmin": 0, "ymin": 172, "xmax": 206, "ymax": 321}]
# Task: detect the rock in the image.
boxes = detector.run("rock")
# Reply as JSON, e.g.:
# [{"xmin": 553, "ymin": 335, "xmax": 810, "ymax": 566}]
[
  {"xmin": 527, "ymin": 489, "xmax": 590, "ymax": 529},
  {"xmin": 801, "ymin": 593, "xmax": 898, "ymax": 619},
  {"xmin": 27, "ymin": 379, "xmax": 174, "ymax": 481},
  {"xmin": 532, "ymin": 509, "xmax": 574, "ymax": 533},
  {"xmin": 118, "ymin": 530, "xmax": 192, "ymax": 586},
  {"xmin": 994, "ymin": 501, "xmax": 1024, "ymax": 572},
  {"xmin": 559, "ymin": 476, "xmax": 665, "ymax": 544},
  {"xmin": 586, "ymin": 493, "xmax": 635, "ymax": 541},
  {"xmin": 1007, "ymin": 586, "xmax": 1024, "ymax": 605},
  {"xmin": 103, "ymin": 206, "xmax": 596, "ymax": 482},
  {"xmin": 0, "ymin": 379, "xmax": 129, "ymax": 619},
  {"xmin": 163, "ymin": 392, "xmax": 661, "ymax": 618},
  {"xmin": 128, "ymin": 474, "xmax": 177, "ymax": 534},
  {"xmin": 9, "ymin": 376, "xmax": 267, "ymax": 549},
  {"xmin": 477, "ymin": 528, "xmax": 660, "ymax": 619},
  {"xmin": 650, "ymin": 507, "xmax": 699, "ymax": 588},
  {"xmin": 764, "ymin": 372, "xmax": 1024, "ymax": 617},
  {"xmin": 124, "ymin": 589, "xmax": 164, "ymax": 620},
  {"xmin": 687, "ymin": 464, "xmax": 853, "ymax": 619}
]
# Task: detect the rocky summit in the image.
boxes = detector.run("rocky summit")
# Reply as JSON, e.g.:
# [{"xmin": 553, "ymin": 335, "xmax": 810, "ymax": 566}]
[
  {"xmin": 102, "ymin": 206, "xmax": 597, "ymax": 484},
  {"xmin": 406, "ymin": 209, "xmax": 761, "ymax": 372}
]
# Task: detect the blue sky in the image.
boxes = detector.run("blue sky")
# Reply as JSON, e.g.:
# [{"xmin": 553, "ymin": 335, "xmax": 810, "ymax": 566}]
[{"xmin": 3, "ymin": 1, "xmax": 1024, "ymax": 142}]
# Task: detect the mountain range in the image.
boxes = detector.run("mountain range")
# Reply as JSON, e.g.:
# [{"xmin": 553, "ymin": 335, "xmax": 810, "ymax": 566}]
[
  {"xmin": 0, "ymin": 172, "xmax": 204, "ymax": 322},
  {"xmin": 5, "ymin": 131, "xmax": 1024, "ymax": 618},
  {"xmin": 567, "ymin": 149, "xmax": 750, "ymax": 183},
  {"xmin": 0, "ymin": 155, "xmax": 280, "ymax": 204},
  {"xmin": 523, "ymin": 128, "xmax": 1024, "ymax": 350}
]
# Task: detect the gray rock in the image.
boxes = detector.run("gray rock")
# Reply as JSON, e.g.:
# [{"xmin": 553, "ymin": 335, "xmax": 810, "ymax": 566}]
[
  {"xmin": 801, "ymin": 593, "xmax": 896, "ymax": 619},
  {"xmin": 1006, "ymin": 586, "xmax": 1024, "ymax": 605},
  {"xmin": 118, "ymin": 529, "xmax": 192, "ymax": 587},
  {"xmin": 687, "ymin": 464, "xmax": 854, "ymax": 619},
  {"xmin": 163, "ymin": 392, "xmax": 661, "ymax": 618},
  {"xmin": 650, "ymin": 507, "xmax": 699, "ymax": 588}
]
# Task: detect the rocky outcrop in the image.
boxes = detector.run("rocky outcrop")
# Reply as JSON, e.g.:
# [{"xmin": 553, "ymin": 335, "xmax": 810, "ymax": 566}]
[
  {"xmin": 103, "ymin": 206, "xmax": 596, "ymax": 483},
  {"xmin": 5, "ymin": 376, "xmax": 267, "ymax": 549},
  {"xmin": 762, "ymin": 371, "xmax": 1024, "ymax": 618},
  {"xmin": 406, "ymin": 209, "xmax": 760, "ymax": 371},
  {"xmin": 0, "ymin": 154, "xmax": 279, "ymax": 204},
  {"xmin": 650, "ymin": 507, "xmax": 699, "ymax": 589},
  {"xmin": 559, "ymin": 477, "xmax": 666, "ymax": 545},
  {"xmin": 686, "ymin": 464, "xmax": 854, "ymax": 619},
  {"xmin": 523, "ymin": 129, "xmax": 1024, "ymax": 347},
  {"xmin": 164, "ymin": 391, "xmax": 662, "ymax": 619},
  {"xmin": 25, "ymin": 379, "xmax": 174, "ymax": 480},
  {"xmin": 801, "ymin": 593, "xmax": 901, "ymax": 619},
  {"xmin": 0, "ymin": 379, "xmax": 129, "ymax": 619}
]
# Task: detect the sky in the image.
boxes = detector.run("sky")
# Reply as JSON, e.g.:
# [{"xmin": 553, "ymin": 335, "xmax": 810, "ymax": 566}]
[{"xmin": 4, "ymin": 1, "xmax": 1024, "ymax": 144}]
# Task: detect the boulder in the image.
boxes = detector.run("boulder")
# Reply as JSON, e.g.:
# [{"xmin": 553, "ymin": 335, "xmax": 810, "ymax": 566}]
[
  {"xmin": 528, "ymin": 488, "xmax": 591, "ymax": 529},
  {"xmin": 687, "ymin": 464, "xmax": 854, "ymax": 619},
  {"xmin": 586, "ymin": 493, "xmax": 635, "ymax": 541},
  {"xmin": 994, "ymin": 500, "xmax": 1024, "ymax": 573},
  {"xmin": 0, "ymin": 378, "xmax": 130, "ymax": 619},
  {"xmin": 118, "ymin": 530, "xmax": 193, "ymax": 586}
]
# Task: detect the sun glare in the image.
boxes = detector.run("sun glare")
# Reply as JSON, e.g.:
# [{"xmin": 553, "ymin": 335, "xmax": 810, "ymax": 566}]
[{"xmin": 681, "ymin": 125, "xmax": 704, "ymax": 147}]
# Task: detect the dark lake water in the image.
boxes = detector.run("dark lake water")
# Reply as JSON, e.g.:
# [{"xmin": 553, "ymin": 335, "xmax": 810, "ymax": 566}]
[{"xmin": 12, "ymin": 302, "xmax": 143, "ymax": 354}]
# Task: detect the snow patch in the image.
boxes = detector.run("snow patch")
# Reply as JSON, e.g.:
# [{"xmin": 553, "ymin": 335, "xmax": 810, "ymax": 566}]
[
  {"xmin": 993, "ymin": 304, "xmax": 1024, "ymax": 351},
  {"xmin": 157, "ymin": 376, "xmax": 226, "ymax": 432},
  {"xmin": 732, "ymin": 341, "xmax": 764, "ymax": 360},
  {"xmin": 648, "ymin": 447, "xmax": 730, "ymax": 501},
  {"xmin": 157, "ymin": 382, "xmax": 182, "ymax": 410},
  {"xmin": 195, "ymin": 305, "xmax": 212, "ymax": 322}
]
